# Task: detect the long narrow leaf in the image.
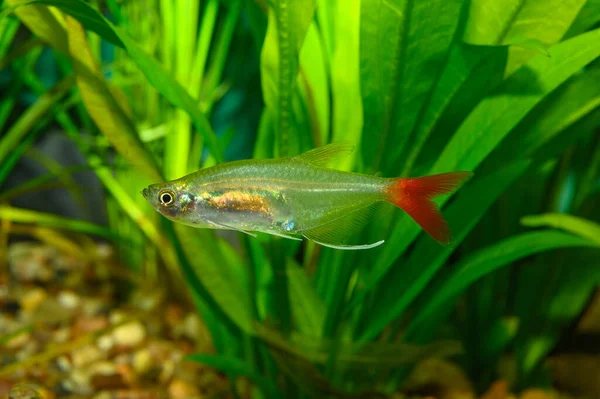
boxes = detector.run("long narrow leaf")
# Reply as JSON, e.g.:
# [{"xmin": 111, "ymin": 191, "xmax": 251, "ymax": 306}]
[
  {"xmin": 521, "ymin": 213, "xmax": 600, "ymax": 245},
  {"xmin": 7, "ymin": 0, "xmax": 223, "ymax": 163}
]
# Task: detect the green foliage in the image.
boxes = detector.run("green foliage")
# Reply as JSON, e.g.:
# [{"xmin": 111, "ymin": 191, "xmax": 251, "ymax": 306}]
[{"xmin": 1, "ymin": 0, "xmax": 599, "ymax": 397}]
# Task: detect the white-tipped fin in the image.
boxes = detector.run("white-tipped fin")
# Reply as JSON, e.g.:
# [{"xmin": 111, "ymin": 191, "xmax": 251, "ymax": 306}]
[
  {"xmin": 308, "ymin": 238, "xmax": 385, "ymax": 250},
  {"xmin": 209, "ymin": 221, "xmax": 257, "ymax": 237},
  {"xmin": 264, "ymin": 230, "xmax": 303, "ymax": 241}
]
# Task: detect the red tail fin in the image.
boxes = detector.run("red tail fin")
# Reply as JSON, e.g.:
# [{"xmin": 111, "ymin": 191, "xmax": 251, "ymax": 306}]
[{"xmin": 386, "ymin": 172, "xmax": 473, "ymax": 244}]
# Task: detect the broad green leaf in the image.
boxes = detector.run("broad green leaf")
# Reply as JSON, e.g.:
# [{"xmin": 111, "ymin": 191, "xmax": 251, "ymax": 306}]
[
  {"xmin": 363, "ymin": 28, "xmax": 600, "ymax": 295},
  {"xmin": 66, "ymin": 16, "xmax": 162, "ymax": 182},
  {"xmin": 463, "ymin": 0, "xmax": 586, "ymax": 74},
  {"xmin": 298, "ymin": 23, "xmax": 329, "ymax": 148},
  {"xmin": 260, "ymin": 0, "xmax": 316, "ymax": 157},
  {"xmin": 185, "ymin": 354, "xmax": 277, "ymax": 396},
  {"xmin": 8, "ymin": 0, "xmax": 223, "ymax": 163},
  {"xmin": 0, "ymin": 205, "xmax": 115, "ymax": 239},
  {"xmin": 319, "ymin": 0, "xmax": 363, "ymax": 171},
  {"xmin": 406, "ymin": 231, "xmax": 600, "ymax": 337},
  {"xmin": 565, "ymin": 0, "xmax": 600, "ymax": 38},
  {"xmin": 432, "ymin": 28, "xmax": 600, "ymax": 175},
  {"xmin": 359, "ymin": 0, "xmax": 464, "ymax": 174},
  {"xmin": 484, "ymin": 68, "xmax": 600, "ymax": 173},
  {"xmin": 5, "ymin": 0, "xmax": 68, "ymax": 54},
  {"xmin": 286, "ymin": 260, "xmax": 325, "ymax": 337},
  {"xmin": 515, "ymin": 248, "xmax": 600, "ymax": 377},
  {"xmin": 359, "ymin": 161, "xmax": 531, "ymax": 341},
  {"xmin": 403, "ymin": 43, "xmax": 508, "ymax": 176},
  {"xmin": 254, "ymin": 325, "xmax": 461, "ymax": 368},
  {"xmin": 521, "ymin": 213, "xmax": 600, "ymax": 245},
  {"xmin": 173, "ymin": 224, "xmax": 252, "ymax": 333}
]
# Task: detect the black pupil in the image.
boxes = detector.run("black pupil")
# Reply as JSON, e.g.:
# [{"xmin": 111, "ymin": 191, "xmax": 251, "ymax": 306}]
[{"xmin": 161, "ymin": 193, "xmax": 172, "ymax": 204}]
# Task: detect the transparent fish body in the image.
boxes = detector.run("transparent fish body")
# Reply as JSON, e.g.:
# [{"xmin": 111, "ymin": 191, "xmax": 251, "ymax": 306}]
[{"xmin": 142, "ymin": 144, "xmax": 472, "ymax": 249}]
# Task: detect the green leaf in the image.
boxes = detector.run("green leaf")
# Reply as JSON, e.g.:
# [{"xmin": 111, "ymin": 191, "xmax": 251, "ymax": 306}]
[
  {"xmin": 521, "ymin": 213, "xmax": 600, "ymax": 245},
  {"xmin": 359, "ymin": 0, "xmax": 463, "ymax": 174},
  {"xmin": 358, "ymin": 161, "xmax": 531, "ymax": 341},
  {"xmin": 484, "ymin": 68, "xmax": 600, "ymax": 173},
  {"xmin": 7, "ymin": 0, "xmax": 223, "ymax": 163},
  {"xmin": 565, "ymin": 0, "xmax": 600, "ymax": 38},
  {"xmin": 185, "ymin": 353, "xmax": 277, "ymax": 396},
  {"xmin": 406, "ymin": 231, "xmax": 600, "ymax": 337},
  {"xmin": 65, "ymin": 16, "xmax": 162, "ymax": 182},
  {"xmin": 317, "ymin": 0, "xmax": 363, "ymax": 171},
  {"xmin": 286, "ymin": 259, "xmax": 325, "ymax": 337},
  {"xmin": 260, "ymin": 0, "xmax": 316, "ymax": 157},
  {"xmin": 0, "ymin": 76, "xmax": 73, "ymax": 169},
  {"xmin": 463, "ymin": 0, "xmax": 586, "ymax": 74},
  {"xmin": 173, "ymin": 224, "xmax": 252, "ymax": 334},
  {"xmin": 0, "ymin": 205, "xmax": 116, "ymax": 239},
  {"xmin": 362, "ymin": 28, "xmax": 600, "ymax": 300}
]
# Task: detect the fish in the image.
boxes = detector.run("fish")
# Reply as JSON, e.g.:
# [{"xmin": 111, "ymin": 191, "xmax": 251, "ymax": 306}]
[{"xmin": 142, "ymin": 143, "xmax": 473, "ymax": 250}]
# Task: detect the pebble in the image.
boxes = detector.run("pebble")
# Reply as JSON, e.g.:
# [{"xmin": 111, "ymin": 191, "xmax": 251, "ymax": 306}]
[
  {"xmin": 5, "ymin": 331, "xmax": 31, "ymax": 349},
  {"xmin": 110, "ymin": 310, "xmax": 128, "ymax": 325},
  {"xmin": 20, "ymin": 288, "xmax": 47, "ymax": 313},
  {"xmin": 97, "ymin": 334, "xmax": 115, "ymax": 352},
  {"xmin": 8, "ymin": 383, "xmax": 43, "ymax": 399},
  {"xmin": 57, "ymin": 290, "xmax": 80, "ymax": 310},
  {"xmin": 68, "ymin": 369, "xmax": 92, "ymax": 395},
  {"xmin": 71, "ymin": 345, "xmax": 105, "ymax": 368},
  {"xmin": 73, "ymin": 316, "xmax": 109, "ymax": 337},
  {"xmin": 168, "ymin": 378, "xmax": 201, "ymax": 399},
  {"xmin": 133, "ymin": 348, "xmax": 153, "ymax": 376},
  {"xmin": 112, "ymin": 321, "xmax": 146, "ymax": 348},
  {"xmin": 56, "ymin": 356, "xmax": 72, "ymax": 372},
  {"xmin": 53, "ymin": 327, "xmax": 71, "ymax": 344},
  {"xmin": 8, "ymin": 243, "xmax": 55, "ymax": 282}
]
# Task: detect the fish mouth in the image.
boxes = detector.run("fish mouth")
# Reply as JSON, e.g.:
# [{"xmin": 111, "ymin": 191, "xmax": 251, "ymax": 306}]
[{"xmin": 141, "ymin": 187, "xmax": 150, "ymax": 199}]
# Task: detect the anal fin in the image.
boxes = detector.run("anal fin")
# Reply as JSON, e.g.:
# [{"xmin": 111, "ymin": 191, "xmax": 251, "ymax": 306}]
[
  {"xmin": 299, "ymin": 203, "xmax": 385, "ymax": 250},
  {"xmin": 210, "ymin": 220, "xmax": 257, "ymax": 237}
]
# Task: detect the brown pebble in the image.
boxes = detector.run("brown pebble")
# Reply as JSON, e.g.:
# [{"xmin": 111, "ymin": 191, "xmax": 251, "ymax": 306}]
[
  {"xmin": 168, "ymin": 378, "xmax": 201, "ymax": 399},
  {"xmin": 91, "ymin": 372, "xmax": 128, "ymax": 390},
  {"xmin": 73, "ymin": 316, "xmax": 109, "ymax": 337},
  {"xmin": 481, "ymin": 380, "xmax": 508, "ymax": 399}
]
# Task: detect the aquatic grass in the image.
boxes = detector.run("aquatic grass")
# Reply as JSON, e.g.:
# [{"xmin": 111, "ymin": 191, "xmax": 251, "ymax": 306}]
[{"xmin": 1, "ymin": 0, "xmax": 599, "ymax": 397}]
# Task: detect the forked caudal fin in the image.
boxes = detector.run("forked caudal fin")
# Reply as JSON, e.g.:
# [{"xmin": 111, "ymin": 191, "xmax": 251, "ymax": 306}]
[{"xmin": 386, "ymin": 172, "xmax": 473, "ymax": 244}]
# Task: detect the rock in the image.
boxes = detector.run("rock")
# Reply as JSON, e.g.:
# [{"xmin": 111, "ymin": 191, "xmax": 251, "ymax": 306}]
[
  {"xmin": 5, "ymin": 331, "xmax": 31, "ymax": 349},
  {"xmin": 481, "ymin": 380, "xmax": 508, "ymax": 399},
  {"xmin": 97, "ymin": 334, "xmax": 114, "ymax": 352},
  {"xmin": 8, "ymin": 383, "xmax": 43, "ymax": 399},
  {"xmin": 168, "ymin": 378, "xmax": 201, "ymax": 399},
  {"xmin": 20, "ymin": 288, "xmax": 47, "ymax": 313},
  {"xmin": 68, "ymin": 369, "xmax": 92, "ymax": 395},
  {"xmin": 519, "ymin": 389, "xmax": 554, "ymax": 399},
  {"xmin": 71, "ymin": 345, "xmax": 105, "ymax": 368},
  {"xmin": 57, "ymin": 290, "xmax": 80, "ymax": 310},
  {"xmin": 73, "ymin": 316, "xmax": 109, "ymax": 337},
  {"xmin": 109, "ymin": 310, "xmax": 128, "ymax": 325},
  {"xmin": 112, "ymin": 321, "xmax": 146, "ymax": 348},
  {"xmin": 53, "ymin": 327, "xmax": 71, "ymax": 344},
  {"xmin": 133, "ymin": 348, "xmax": 153, "ymax": 376},
  {"xmin": 56, "ymin": 356, "xmax": 71, "ymax": 372},
  {"xmin": 8, "ymin": 243, "xmax": 55, "ymax": 282}
]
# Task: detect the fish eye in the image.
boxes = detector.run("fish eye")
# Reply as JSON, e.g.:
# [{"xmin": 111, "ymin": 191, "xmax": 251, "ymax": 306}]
[{"xmin": 159, "ymin": 190, "xmax": 175, "ymax": 206}]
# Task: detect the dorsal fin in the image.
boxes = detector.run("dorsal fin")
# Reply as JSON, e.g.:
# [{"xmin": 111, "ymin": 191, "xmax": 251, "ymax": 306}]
[{"xmin": 293, "ymin": 142, "xmax": 355, "ymax": 168}]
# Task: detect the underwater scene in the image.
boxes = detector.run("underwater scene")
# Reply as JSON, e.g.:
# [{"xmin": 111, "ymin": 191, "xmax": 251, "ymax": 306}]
[{"xmin": 0, "ymin": 0, "xmax": 599, "ymax": 398}]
